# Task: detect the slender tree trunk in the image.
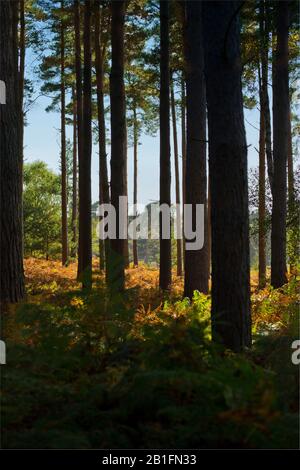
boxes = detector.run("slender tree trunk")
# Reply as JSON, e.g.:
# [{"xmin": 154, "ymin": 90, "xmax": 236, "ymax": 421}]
[
  {"xmin": 184, "ymin": 0, "xmax": 208, "ymax": 298},
  {"xmin": 170, "ymin": 76, "xmax": 182, "ymax": 277},
  {"xmin": 123, "ymin": 124, "xmax": 129, "ymax": 269},
  {"xmin": 287, "ymin": 108, "xmax": 294, "ymax": 202},
  {"xmin": 19, "ymin": 0, "xmax": 25, "ymax": 169},
  {"xmin": 179, "ymin": 2, "xmax": 187, "ymax": 271},
  {"xmin": 94, "ymin": 0, "xmax": 110, "ymax": 274},
  {"xmin": 271, "ymin": 0, "xmax": 289, "ymax": 288},
  {"xmin": 207, "ymin": 177, "xmax": 211, "ymax": 281},
  {"xmin": 74, "ymin": 0, "xmax": 83, "ymax": 276},
  {"xmin": 132, "ymin": 104, "xmax": 138, "ymax": 267},
  {"xmin": 181, "ymin": 76, "xmax": 186, "ymax": 266},
  {"xmin": 98, "ymin": 195, "xmax": 105, "ymax": 271},
  {"xmin": 109, "ymin": 0, "xmax": 126, "ymax": 291},
  {"xmin": 258, "ymin": 63, "xmax": 266, "ymax": 289},
  {"xmin": 203, "ymin": 0, "xmax": 251, "ymax": 352},
  {"xmin": 19, "ymin": 0, "xmax": 25, "ymax": 261},
  {"xmin": 159, "ymin": 0, "xmax": 171, "ymax": 290},
  {"xmin": 78, "ymin": 0, "xmax": 92, "ymax": 288},
  {"xmin": 123, "ymin": 145, "xmax": 129, "ymax": 269},
  {"xmin": 260, "ymin": 0, "xmax": 273, "ymax": 197},
  {"xmin": 0, "ymin": 0, "xmax": 25, "ymax": 302},
  {"xmin": 71, "ymin": 86, "xmax": 77, "ymax": 257},
  {"xmin": 287, "ymin": 106, "xmax": 297, "ymax": 274},
  {"xmin": 60, "ymin": 0, "xmax": 68, "ymax": 266}
]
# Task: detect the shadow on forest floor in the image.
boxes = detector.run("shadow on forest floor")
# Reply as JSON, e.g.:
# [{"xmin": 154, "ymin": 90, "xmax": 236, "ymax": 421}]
[{"xmin": 1, "ymin": 259, "xmax": 299, "ymax": 449}]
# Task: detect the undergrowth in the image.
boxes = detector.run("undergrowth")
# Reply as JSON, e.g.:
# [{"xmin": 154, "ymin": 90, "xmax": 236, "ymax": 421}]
[{"xmin": 1, "ymin": 260, "xmax": 299, "ymax": 449}]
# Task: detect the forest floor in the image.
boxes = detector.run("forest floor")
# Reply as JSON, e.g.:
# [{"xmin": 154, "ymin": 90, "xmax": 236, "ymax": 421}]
[{"xmin": 1, "ymin": 258, "xmax": 299, "ymax": 449}]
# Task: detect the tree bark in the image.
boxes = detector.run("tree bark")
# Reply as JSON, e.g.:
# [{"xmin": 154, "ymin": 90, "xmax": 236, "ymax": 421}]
[
  {"xmin": 259, "ymin": 0, "xmax": 273, "ymax": 197},
  {"xmin": 287, "ymin": 108, "xmax": 294, "ymax": 202},
  {"xmin": 203, "ymin": 0, "xmax": 251, "ymax": 352},
  {"xmin": 287, "ymin": 106, "xmax": 297, "ymax": 274},
  {"xmin": 179, "ymin": 2, "xmax": 187, "ymax": 270},
  {"xmin": 78, "ymin": 0, "xmax": 92, "ymax": 288},
  {"xmin": 132, "ymin": 104, "xmax": 138, "ymax": 267},
  {"xmin": 94, "ymin": 0, "xmax": 110, "ymax": 274},
  {"xmin": 0, "ymin": 0, "xmax": 25, "ymax": 302},
  {"xmin": 19, "ymin": 0, "xmax": 25, "ymax": 171},
  {"xmin": 184, "ymin": 0, "xmax": 208, "ymax": 298},
  {"xmin": 109, "ymin": 0, "xmax": 127, "ymax": 291},
  {"xmin": 19, "ymin": 0, "xmax": 25, "ymax": 261},
  {"xmin": 258, "ymin": 63, "xmax": 266, "ymax": 289},
  {"xmin": 60, "ymin": 0, "xmax": 68, "ymax": 266},
  {"xmin": 271, "ymin": 0, "xmax": 289, "ymax": 288},
  {"xmin": 71, "ymin": 86, "xmax": 77, "ymax": 257},
  {"xmin": 207, "ymin": 177, "xmax": 211, "ymax": 280},
  {"xmin": 170, "ymin": 76, "xmax": 182, "ymax": 277},
  {"xmin": 181, "ymin": 75, "xmax": 186, "ymax": 266},
  {"xmin": 74, "ymin": 0, "xmax": 83, "ymax": 276},
  {"xmin": 159, "ymin": 0, "xmax": 172, "ymax": 291}
]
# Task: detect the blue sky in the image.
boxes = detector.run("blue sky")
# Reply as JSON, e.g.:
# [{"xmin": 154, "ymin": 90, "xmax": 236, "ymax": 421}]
[{"xmin": 24, "ymin": 92, "xmax": 260, "ymax": 206}]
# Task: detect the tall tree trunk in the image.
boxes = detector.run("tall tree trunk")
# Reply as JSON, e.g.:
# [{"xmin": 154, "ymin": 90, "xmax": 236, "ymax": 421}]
[
  {"xmin": 98, "ymin": 197, "xmax": 105, "ymax": 271},
  {"xmin": 123, "ymin": 124, "xmax": 129, "ymax": 269},
  {"xmin": 0, "ymin": 0, "xmax": 25, "ymax": 302},
  {"xmin": 74, "ymin": 0, "xmax": 83, "ymax": 276},
  {"xmin": 271, "ymin": 0, "xmax": 289, "ymax": 288},
  {"xmin": 287, "ymin": 106, "xmax": 297, "ymax": 274},
  {"xmin": 258, "ymin": 63, "xmax": 266, "ymax": 289},
  {"xmin": 287, "ymin": 108, "xmax": 294, "ymax": 201},
  {"xmin": 71, "ymin": 86, "xmax": 77, "ymax": 257},
  {"xmin": 19, "ymin": 0, "xmax": 25, "ymax": 170},
  {"xmin": 159, "ymin": 0, "xmax": 171, "ymax": 291},
  {"xmin": 170, "ymin": 76, "xmax": 182, "ymax": 277},
  {"xmin": 181, "ymin": 75, "xmax": 186, "ymax": 267},
  {"xmin": 19, "ymin": 0, "xmax": 25, "ymax": 261},
  {"xmin": 203, "ymin": 0, "xmax": 251, "ymax": 352},
  {"xmin": 179, "ymin": 2, "xmax": 187, "ymax": 271},
  {"xmin": 60, "ymin": 0, "xmax": 68, "ymax": 266},
  {"xmin": 109, "ymin": 0, "xmax": 126, "ymax": 291},
  {"xmin": 132, "ymin": 104, "xmax": 138, "ymax": 267},
  {"xmin": 123, "ymin": 148, "xmax": 129, "ymax": 269},
  {"xmin": 207, "ymin": 176, "xmax": 211, "ymax": 281},
  {"xmin": 78, "ymin": 0, "xmax": 92, "ymax": 288},
  {"xmin": 184, "ymin": 0, "xmax": 208, "ymax": 298},
  {"xmin": 259, "ymin": 0, "xmax": 273, "ymax": 197},
  {"xmin": 94, "ymin": 0, "xmax": 110, "ymax": 275}
]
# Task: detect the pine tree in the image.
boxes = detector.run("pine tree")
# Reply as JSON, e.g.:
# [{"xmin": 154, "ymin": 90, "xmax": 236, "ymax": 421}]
[
  {"xmin": 109, "ymin": 0, "xmax": 127, "ymax": 291},
  {"xmin": 258, "ymin": 62, "xmax": 266, "ymax": 288},
  {"xmin": 0, "ymin": 0, "xmax": 25, "ymax": 302},
  {"xmin": 271, "ymin": 0, "xmax": 289, "ymax": 288},
  {"xmin": 159, "ymin": 0, "xmax": 171, "ymax": 291},
  {"xmin": 60, "ymin": 0, "xmax": 68, "ymax": 265},
  {"xmin": 203, "ymin": 0, "xmax": 251, "ymax": 352},
  {"xmin": 78, "ymin": 0, "xmax": 92, "ymax": 288},
  {"xmin": 184, "ymin": 0, "xmax": 208, "ymax": 298},
  {"xmin": 170, "ymin": 74, "xmax": 182, "ymax": 277},
  {"xmin": 94, "ymin": 0, "xmax": 110, "ymax": 274}
]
